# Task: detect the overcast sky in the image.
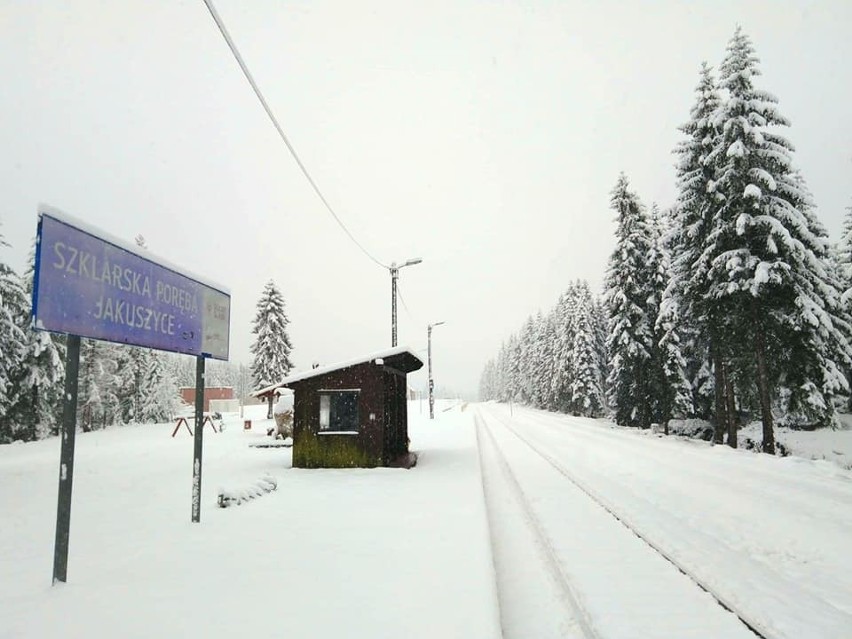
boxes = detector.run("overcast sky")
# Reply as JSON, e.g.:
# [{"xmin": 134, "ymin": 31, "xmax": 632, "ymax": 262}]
[{"xmin": 1, "ymin": 1, "xmax": 850, "ymax": 397}]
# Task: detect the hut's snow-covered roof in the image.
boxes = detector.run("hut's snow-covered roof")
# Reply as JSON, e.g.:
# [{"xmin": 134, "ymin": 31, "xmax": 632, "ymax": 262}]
[{"xmin": 251, "ymin": 346, "xmax": 423, "ymax": 398}]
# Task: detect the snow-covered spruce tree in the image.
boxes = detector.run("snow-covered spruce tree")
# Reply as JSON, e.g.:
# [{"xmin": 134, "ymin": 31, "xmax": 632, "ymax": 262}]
[
  {"xmin": 234, "ymin": 362, "xmax": 253, "ymax": 411},
  {"xmin": 496, "ymin": 338, "xmax": 515, "ymax": 402},
  {"xmin": 250, "ymin": 279, "xmax": 294, "ymax": 418},
  {"xmin": 492, "ymin": 342, "xmax": 506, "ymax": 402},
  {"xmin": 113, "ymin": 346, "xmax": 150, "ymax": 423},
  {"xmin": 0, "ymin": 228, "xmax": 29, "ymax": 443},
  {"xmin": 590, "ymin": 295, "xmax": 610, "ymax": 408},
  {"xmin": 604, "ymin": 174, "xmax": 657, "ymax": 428},
  {"xmin": 478, "ymin": 360, "xmax": 489, "ymax": 401},
  {"xmin": 550, "ymin": 289, "xmax": 575, "ymax": 413},
  {"xmin": 539, "ymin": 309, "xmax": 560, "ymax": 410},
  {"xmin": 666, "ymin": 62, "xmax": 728, "ymax": 435},
  {"xmin": 139, "ymin": 351, "xmax": 180, "ymax": 423},
  {"xmin": 116, "ymin": 233, "xmax": 157, "ymax": 424},
  {"xmin": 516, "ymin": 315, "xmax": 537, "ymax": 405},
  {"xmin": 77, "ymin": 339, "xmax": 121, "ymax": 431},
  {"xmin": 836, "ymin": 201, "xmax": 852, "ymax": 410},
  {"xmin": 838, "ymin": 203, "xmax": 852, "ymax": 291},
  {"xmin": 479, "ymin": 283, "xmax": 608, "ymax": 417},
  {"xmin": 170, "ymin": 354, "xmax": 196, "ymax": 389},
  {"xmin": 515, "ymin": 313, "xmax": 552, "ymax": 409},
  {"xmin": 478, "ymin": 359, "xmax": 498, "ymax": 401},
  {"xmin": 4, "ymin": 241, "xmax": 66, "ymax": 440},
  {"xmin": 569, "ymin": 282, "xmax": 605, "ymax": 417},
  {"xmin": 506, "ymin": 333, "xmax": 523, "ymax": 403},
  {"xmin": 492, "ymin": 344, "xmax": 506, "ymax": 402},
  {"xmin": 529, "ymin": 311, "xmax": 557, "ymax": 409},
  {"xmin": 647, "ymin": 205, "xmax": 691, "ymax": 431},
  {"xmin": 700, "ymin": 28, "xmax": 852, "ymax": 450},
  {"xmin": 779, "ymin": 174, "xmax": 852, "ymax": 427}
]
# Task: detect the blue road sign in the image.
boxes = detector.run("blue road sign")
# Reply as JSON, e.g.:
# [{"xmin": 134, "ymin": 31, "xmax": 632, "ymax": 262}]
[{"xmin": 32, "ymin": 208, "xmax": 230, "ymax": 360}]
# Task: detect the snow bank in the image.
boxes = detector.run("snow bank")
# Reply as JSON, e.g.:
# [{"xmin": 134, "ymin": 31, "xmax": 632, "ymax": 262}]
[
  {"xmin": 740, "ymin": 419, "xmax": 852, "ymax": 470},
  {"xmin": 668, "ymin": 416, "xmax": 852, "ymax": 471}
]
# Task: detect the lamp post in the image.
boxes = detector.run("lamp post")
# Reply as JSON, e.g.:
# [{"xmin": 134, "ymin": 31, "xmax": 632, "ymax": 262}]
[
  {"xmin": 427, "ymin": 321, "xmax": 445, "ymax": 419},
  {"xmin": 390, "ymin": 258, "xmax": 422, "ymax": 347}
]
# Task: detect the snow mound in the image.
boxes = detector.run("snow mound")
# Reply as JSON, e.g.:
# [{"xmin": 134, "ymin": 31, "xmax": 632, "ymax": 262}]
[{"xmin": 217, "ymin": 475, "xmax": 277, "ymax": 508}]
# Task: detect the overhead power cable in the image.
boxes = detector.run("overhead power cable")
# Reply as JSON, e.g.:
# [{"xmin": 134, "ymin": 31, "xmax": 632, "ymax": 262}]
[
  {"xmin": 395, "ymin": 281, "xmax": 419, "ymax": 327},
  {"xmin": 201, "ymin": 0, "xmax": 388, "ymax": 269}
]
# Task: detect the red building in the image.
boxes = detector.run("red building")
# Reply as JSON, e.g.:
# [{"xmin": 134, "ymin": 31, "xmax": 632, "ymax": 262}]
[{"xmin": 179, "ymin": 387, "xmax": 234, "ymax": 413}]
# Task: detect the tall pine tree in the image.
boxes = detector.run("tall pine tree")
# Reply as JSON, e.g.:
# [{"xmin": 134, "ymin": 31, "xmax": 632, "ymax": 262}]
[
  {"xmin": 0, "ymin": 226, "xmax": 28, "ymax": 442},
  {"xmin": 77, "ymin": 339, "xmax": 120, "ymax": 431},
  {"xmin": 5, "ymin": 242, "xmax": 66, "ymax": 440},
  {"xmin": 701, "ymin": 28, "xmax": 852, "ymax": 450},
  {"xmin": 838, "ymin": 201, "xmax": 852, "ymax": 304},
  {"xmin": 667, "ymin": 62, "xmax": 728, "ymax": 435},
  {"xmin": 139, "ymin": 352, "xmax": 180, "ymax": 423},
  {"xmin": 550, "ymin": 289, "xmax": 576, "ymax": 412},
  {"xmin": 250, "ymin": 279, "xmax": 294, "ymax": 418},
  {"xmin": 570, "ymin": 282, "xmax": 605, "ymax": 417},
  {"xmin": 604, "ymin": 174, "xmax": 657, "ymax": 428},
  {"xmin": 648, "ymin": 204, "xmax": 691, "ymax": 431}
]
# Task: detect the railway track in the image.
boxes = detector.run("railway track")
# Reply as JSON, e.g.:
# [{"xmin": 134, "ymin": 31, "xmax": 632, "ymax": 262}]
[
  {"xmin": 476, "ymin": 412, "xmax": 601, "ymax": 639},
  {"xmin": 479, "ymin": 403, "xmax": 852, "ymax": 637},
  {"xmin": 476, "ymin": 407, "xmax": 778, "ymax": 639}
]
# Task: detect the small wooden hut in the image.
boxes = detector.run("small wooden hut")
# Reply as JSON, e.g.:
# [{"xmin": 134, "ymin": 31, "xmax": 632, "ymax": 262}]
[{"xmin": 253, "ymin": 347, "xmax": 423, "ymax": 468}]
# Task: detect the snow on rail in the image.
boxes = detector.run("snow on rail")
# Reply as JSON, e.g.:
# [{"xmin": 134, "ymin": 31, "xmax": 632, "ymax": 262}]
[
  {"xmin": 478, "ymin": 407, "xmax": 775, "ymax": 639},
  {"xmin": 497, "ymin": 406, "xmax": 852, "ymax": 638},
  {"xmin": 475, "ymin": 413, "xmax": 601, "ymax": 639}
]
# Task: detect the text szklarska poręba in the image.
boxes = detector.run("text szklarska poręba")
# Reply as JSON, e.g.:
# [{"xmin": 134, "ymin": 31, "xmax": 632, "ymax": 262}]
[{"xmin": 51, "ymin": 241, "xmax": 200, "ymax": 335}]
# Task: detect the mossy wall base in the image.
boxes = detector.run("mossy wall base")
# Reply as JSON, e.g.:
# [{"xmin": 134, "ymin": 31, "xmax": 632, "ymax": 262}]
[{"xmin": 293, "ymin": 433, "xmax": 377, "ymax": 469}]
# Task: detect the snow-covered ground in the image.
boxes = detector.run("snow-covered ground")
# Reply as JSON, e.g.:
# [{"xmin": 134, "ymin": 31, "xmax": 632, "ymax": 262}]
[
  {"xmin": 0, "ymin": 402, "xmax": 500, "ymax": 639},
  {"xmin": 741, "ymin": 419, "xmax": 852, "ymax": 470},
  {"xmin": 666, "ymin": 416, "xmax": 852, "ymax": 470},
  {"xmin": 2, "ymin": 401, "xmax": 851, "ymax": 638}
]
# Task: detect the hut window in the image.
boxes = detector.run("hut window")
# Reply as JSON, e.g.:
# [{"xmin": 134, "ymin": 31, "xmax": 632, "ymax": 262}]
[{"xmin": 318, "ymin": 391, "xmax": 359, "ymax": 432}]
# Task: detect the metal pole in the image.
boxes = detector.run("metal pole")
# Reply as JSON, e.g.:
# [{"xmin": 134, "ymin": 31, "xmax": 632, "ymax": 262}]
[
  {"xmin": 191, "ymin": 355, "xmax": 205, "ymax": 523},
  {"xmin": 53, "ymin": 333, "xmax": 81, "ymax": 584},
  {"xmin": 428, "ymin": 325, "xmax": 434, "ymax": 419},
  {"xmin": 390, "ymin": 264, "xmax": 398, "ymax": 347}
]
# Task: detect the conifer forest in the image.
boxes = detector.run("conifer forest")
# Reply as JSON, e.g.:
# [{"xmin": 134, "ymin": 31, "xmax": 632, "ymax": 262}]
[{"xmin": 479, "ymin": 28, "xmax": 852, "ymax": 453}]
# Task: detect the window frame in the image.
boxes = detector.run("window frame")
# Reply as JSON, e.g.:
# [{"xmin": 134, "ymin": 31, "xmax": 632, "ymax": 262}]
[{"xmin": 317, "ymin": 389, "xmax": 361, "ymax": 434}]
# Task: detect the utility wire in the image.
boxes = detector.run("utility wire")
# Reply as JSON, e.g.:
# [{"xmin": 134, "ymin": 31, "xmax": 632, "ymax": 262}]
[
  {"xmin": 201, "ymin": 0, "xmax": 388, "ymax": 269},
  {"xmin": 395, "ymin": 280, "xmax": 419, "ymax": 327},
  {"xmin": 398, "ymin": 282, "xmax": 428, "ymax": 351}
]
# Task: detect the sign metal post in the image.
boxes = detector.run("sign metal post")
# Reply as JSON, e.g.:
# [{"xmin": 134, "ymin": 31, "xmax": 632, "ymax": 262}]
[
  {"xmin": 52, "ymin": 334, "xmax": 81, "ymax": 584},
  {"xmin": 192, "ymin": 355, "xmax": 205, "ymax": 523}
]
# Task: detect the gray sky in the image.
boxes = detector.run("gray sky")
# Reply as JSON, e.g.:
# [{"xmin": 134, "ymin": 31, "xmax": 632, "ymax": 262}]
[{"xmin": 1, "ymin": 1, "xmax": 850, "ymax": 397}]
